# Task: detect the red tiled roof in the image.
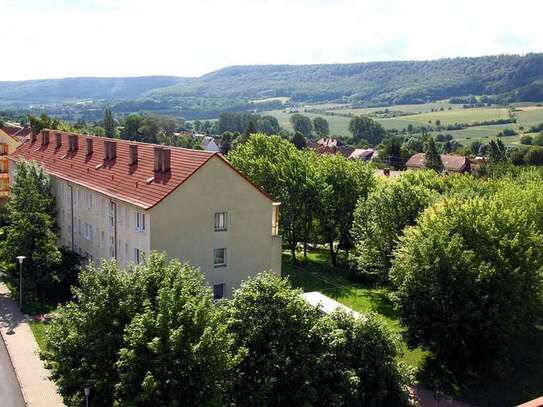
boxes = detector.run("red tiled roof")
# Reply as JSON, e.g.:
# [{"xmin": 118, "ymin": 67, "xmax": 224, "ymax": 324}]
[
  {"xmin": 8, "ymin": 130, "xmax": 244, "ymax": 209},
  {"xmin": 406, "ymin": 153, "xmax": 470, "ymax": 172}
]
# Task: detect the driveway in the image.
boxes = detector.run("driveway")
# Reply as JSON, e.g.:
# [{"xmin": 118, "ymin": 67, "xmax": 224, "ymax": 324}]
[{"xmin": 0, "ymin": 336, "xmax": 25, "ymax": 406}]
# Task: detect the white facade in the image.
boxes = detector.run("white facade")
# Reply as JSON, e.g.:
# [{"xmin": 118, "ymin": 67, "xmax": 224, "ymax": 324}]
[{"xmin": 51, "ymin": 178, "xmax": 151, "ymax": 269}]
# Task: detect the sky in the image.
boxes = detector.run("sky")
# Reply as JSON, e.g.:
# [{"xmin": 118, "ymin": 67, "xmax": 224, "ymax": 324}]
[{"xmin": 1, "ymin": 0, "xmax": 542, "ymax": 81}]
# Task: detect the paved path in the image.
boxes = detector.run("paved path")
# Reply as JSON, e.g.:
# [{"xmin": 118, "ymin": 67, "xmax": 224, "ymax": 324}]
[
  {"xmin": 0, "ymin": 332, "xmax": 25, "ymax": 406},
  {"xmin": 0, "ymin": 284, "xmax": 64, "ymax": 406}
]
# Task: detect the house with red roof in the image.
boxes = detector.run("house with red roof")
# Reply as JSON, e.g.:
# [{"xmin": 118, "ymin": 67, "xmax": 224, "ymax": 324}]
[
  {"xmin": 405, "ymin": 153, "xmax": 471, "ymax": 173},
  {"xmin": 0, "ymin": 125, "xmax": 25, "ymax": 204},
  {"xmin": 9, "ymin": 130, "xmax": 282, "ymax": 298}
]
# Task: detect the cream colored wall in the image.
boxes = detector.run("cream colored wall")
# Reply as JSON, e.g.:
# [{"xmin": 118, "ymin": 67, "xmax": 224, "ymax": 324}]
[
  {"xmin": 1, "ymin": 131, "xmax": 22, "ymax": 203},
  {"xmin": 0, "ymin": 130, "xmax": 21, "ymax": 154},
  {"xmin": 150, "ymin": 156, "xmax": 282, "ymax": 297},
  {"xmin": 49, "ymin": 177, "xmax": 151, "ymax": 268}
]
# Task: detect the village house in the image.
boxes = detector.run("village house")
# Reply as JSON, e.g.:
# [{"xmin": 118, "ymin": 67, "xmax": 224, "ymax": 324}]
[
  {"xmin": 0, "ymin": 124, "xmax": 27, "ymax": 204},
  {"xmin": 405, "ymin": 153, "xmax": 471, "ymax": 173},
  {"xmin": 9, "ymin": 130, "xmax": 282, "ymax": 298}
]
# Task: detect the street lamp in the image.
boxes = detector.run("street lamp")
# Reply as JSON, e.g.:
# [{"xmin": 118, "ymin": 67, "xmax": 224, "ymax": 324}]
[
  {"xmin": 15, "ymin": 256, "xmax": 26, "ymax": 310},
  {"xmin": 84, "ymin": 384, "xmax": 90, "ymax": 407}
]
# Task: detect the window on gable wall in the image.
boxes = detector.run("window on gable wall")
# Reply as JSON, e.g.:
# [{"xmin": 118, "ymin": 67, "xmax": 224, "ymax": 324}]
[
  {"xmin": 214, "ymin": 212, "xmax": 227, "ymax": 231},
  {"xmin": 136, "ymin": 212, "xmax": 146, "ymax": 232}
]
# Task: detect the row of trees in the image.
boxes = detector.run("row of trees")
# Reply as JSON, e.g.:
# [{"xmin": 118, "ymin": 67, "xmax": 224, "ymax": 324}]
[
  {"xmin": 348, "ymin": 164, "xmax": 543, "ymax": 375},
  {"xmin": 43, "ymin": 254, "xmax": 411, "ymax": 406},
  {"xmin": 229, "ymin": 134, "xmax": 375, "ymax": 265}
]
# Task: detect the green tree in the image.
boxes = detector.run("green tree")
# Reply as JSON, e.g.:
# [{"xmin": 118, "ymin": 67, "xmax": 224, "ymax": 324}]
[
  {"xmin": 228, "ymin": 135, "xmax": 311, "ymax": 261},
  {"xmin": 225, "ymin": 272, "xmax": 322, "ymax": 406},
  {"xmin": 312, "ymin": 116, "xmax": 330, "ymax": 137},
  {"xmin": 350, "ymin": 171, "xmax": 439, "ymax": 282},
  {"xmin": 316, "ymin": 154, "xmax": 376, "ymax": 265},
  {"xmin": 225, "ymin": 272, "xmax": 410, "ymax": 406},
  {"xmin": 488, "ymin": 139, "xmax": 507, "ymax": 162},
  {"xmin": 524, "ymin": 146, "xmax": 543, "ymax": 165},
  {"xmin": 289, "ymin": 113, "xmax": 313, "ymax": 138},
  {"xmin": 28, "ymin": 113, "xmax": 60, "ymax": 135},
  {"xmin": 0, "ymin": 160, "xmax": 61, "ymax": 299},
  {"xmin": 314, "ymin": 312, "xmax": 411, "ymax": 407},
  {"xmin": 291, "ymin": 131, "xmax": 307, "ymax": 149},
  {"xmin": 120, "ymin": 114, "xmax": 144, "ymax": 141},
  {"xmin": 424, "ymin": 137, "xmax": 443, "ymax": 172},
  {"xmin": 348, "ymin": 116, "xmax": 386, "ymax": 145},
  {"xmin": 390, "ymin": 184, "xmax": 543, "ymax": 370},
  {"xmin": 380, "ymin": 136, "xmax": 404, "ymax": 169},
  {"xmin": 256, "ymin": 115, "xmax": 281, "ymax": 135},
  {"xmin": 116, "ymin": 260, "xmax": 233, "ymax": 406},
  {"xmin": 533, "ymin": 132, "xmax": 543, "ymax": 146},
  {"xmin": 43, "ymin": 260, "xmax": 137, "ymax": 406},
  {"xmin": 104, "ymin": 108, "xmax": 115, "ymax": 138},
  {"xmin": 520, "ymin": 134, "xmax": 533, "ymax": 145}
]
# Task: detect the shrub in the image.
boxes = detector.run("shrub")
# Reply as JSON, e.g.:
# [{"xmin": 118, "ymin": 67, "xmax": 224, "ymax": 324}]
[
  {"xmin": 524, "ymin": 146, "xmax": 543, "ymax": 165},
  {"xmin": 520, "ymin": 134, "xmax": 533, "ymax": 145}
]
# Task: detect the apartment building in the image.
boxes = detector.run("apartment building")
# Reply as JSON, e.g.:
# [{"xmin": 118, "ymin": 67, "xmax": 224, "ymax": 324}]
[
  {"xmin": 0, "ymin": 126, "xmax": 24, "ymax": 204},
  {"xmin": 9, "ymin": 130, "xmax": 282, "ymax": 298}
]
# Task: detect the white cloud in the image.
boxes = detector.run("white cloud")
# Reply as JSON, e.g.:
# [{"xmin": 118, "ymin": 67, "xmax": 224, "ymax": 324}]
[{"xmin": 0, "ymin": 0, "xmax": 542, "ymax": 80}]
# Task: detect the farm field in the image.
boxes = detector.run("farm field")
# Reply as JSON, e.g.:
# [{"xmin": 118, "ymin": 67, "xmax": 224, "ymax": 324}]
[{"xmin": 264, "ymin": 103, "xmax": 543, "ymax": 145}]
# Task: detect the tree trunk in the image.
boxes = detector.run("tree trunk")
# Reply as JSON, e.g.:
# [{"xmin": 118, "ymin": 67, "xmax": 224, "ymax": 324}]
[
  {"xmin": 291, "ymin": 241, "xmax": 297, "ymax": 264},
  {"xmin": 329, "ymin": 241, "xmax": 337, "ymax": 266},
  {"xmin": 303, "ymin": 239, "xmax": 308, "ymax": 258}
]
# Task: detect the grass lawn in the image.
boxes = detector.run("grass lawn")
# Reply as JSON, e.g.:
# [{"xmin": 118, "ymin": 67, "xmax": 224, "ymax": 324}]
[
  {"xmin": 29, "ymin": 321, "xmax": 49, "ymax": 351},
  {"xmin": 281, "ymin": 248, "xmax": 426, "ymax": 368}
]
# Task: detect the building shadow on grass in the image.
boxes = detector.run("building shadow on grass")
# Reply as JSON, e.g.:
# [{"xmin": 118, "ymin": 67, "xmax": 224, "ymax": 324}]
[{"xmin": 417, "ymin": 324, "xmax": 543, "ymax": 407}]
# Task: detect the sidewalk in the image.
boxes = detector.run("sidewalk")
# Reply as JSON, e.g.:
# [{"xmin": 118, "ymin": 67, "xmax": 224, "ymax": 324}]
[{"xmin": 0, "ymin": 284, "xmax": 64, "ymax": 407}]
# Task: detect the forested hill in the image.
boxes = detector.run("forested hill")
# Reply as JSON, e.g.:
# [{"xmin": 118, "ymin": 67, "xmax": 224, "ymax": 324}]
[
  {"xmin": 0, "ymin": 76, "xmax": 184, "ymax": 103},
  {"xmin": 149, "ymin": 54, "xmax": 543, "ymax": 103},
  {"xmin": 2, "ymin": 54, "xmax": 543, "ymax": 117}
]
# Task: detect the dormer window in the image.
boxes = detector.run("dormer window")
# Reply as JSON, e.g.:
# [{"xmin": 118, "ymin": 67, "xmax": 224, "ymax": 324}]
[
  {"xmin": 104, "ymin": 140, "xmax": 117, "ymax": 160},
  {"xmin": 68, "ymin": 134, "xmax": 79, "ymax": 152}
]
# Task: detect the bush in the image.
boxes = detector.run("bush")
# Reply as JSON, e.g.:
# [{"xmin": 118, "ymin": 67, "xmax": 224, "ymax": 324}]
[
  {"xmin": 391, "ymin": 186, "xmax": 543, "ymax": 370},
  {"xmin": 510, "ymin": 149, "xmax": 526, "ymax": 166},
  {"xmin": 524, "ymin": 146, "xmax": 543, "ymax": 165},
  {"xmin": 533, "ymin": 132, "xmax": 543, "ymax": 146},
  {"xmin": 520, "ymin": 134, "xmax": 533, "ymax": 145}
]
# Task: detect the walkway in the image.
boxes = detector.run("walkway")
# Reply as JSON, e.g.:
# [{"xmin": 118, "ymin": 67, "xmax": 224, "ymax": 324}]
[{"xmin": 0, "ymin": 284, "xmax": 64, "ymax": 407}]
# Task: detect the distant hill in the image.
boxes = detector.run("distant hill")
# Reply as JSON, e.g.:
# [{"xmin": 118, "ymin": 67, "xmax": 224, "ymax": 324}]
[
  {"xmin": 0, "ymin": 76, "xmax": 184, "ymax": 103},
  {"xmin": 2, "ymin": 54, "xmax": 543, "ymax": 119}
]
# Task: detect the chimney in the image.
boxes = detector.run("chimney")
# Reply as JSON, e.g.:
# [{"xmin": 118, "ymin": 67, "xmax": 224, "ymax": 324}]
[
  {"xmin": 86, "ymin": 138, "xmax": 93, "ymax": 156},
  {"xmin": 129, "ymin": 145, "xmax": 138, "ymax": 165},
  {"xmin": 31, "ymin": 131, "xmax": 37, "ymax": 143},
  {"xmin": 104, "ymin": 140, "xmax": 117, "ymax": 161},
  {"xmin": 162, "ymin": 148, "xmax": 171, "ymax": 172},
  {"xmin": 55, "ymin": 132, "xmax": 62, "ymax": 148},
  {"xmin": 68, "ymin": 134, "xmax": 79, "ymax": 152},
  {"xmin": 154, "ymin": 147, "xmax": 171, "ymax": 173},
  {"xmin": 42, "ymin": 130, "xmax": 50, "ymax": 145}
]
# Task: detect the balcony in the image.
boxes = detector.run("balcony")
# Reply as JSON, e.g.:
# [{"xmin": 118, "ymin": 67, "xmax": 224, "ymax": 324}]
[
  {"xmin": 0, "ymin": 173, "xmax": 8, "ymax": 179},
  {"xmin": 0, "ymin": 190, "xmax": 9, "ymax": 198}
]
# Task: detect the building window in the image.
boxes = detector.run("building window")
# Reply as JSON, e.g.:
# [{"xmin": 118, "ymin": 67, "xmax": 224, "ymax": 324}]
[
  {"xmin": 213, "ymin": 248, "xmax": 226, "ymax": 267},
  {"xmin": 272, "ymin": 205, "xmax": 279, "ymax": 236},
  {"xmin": 214, "ymin": 212, "xmax": 227, "ymax": 231},
  {"xmin": 83, "ymin": 223, "xmax": 93, "ymax": 241},
  {"xmin": 136, "ymin": 212, "xmax": 146, "ymax": 232},
  {"xmin": 213, "ymin": 283, "xmax": 225, "ymax": 299},
  {"xmin": 134, "ymin": 248, "xmax": 144, "ymax": 265}
]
